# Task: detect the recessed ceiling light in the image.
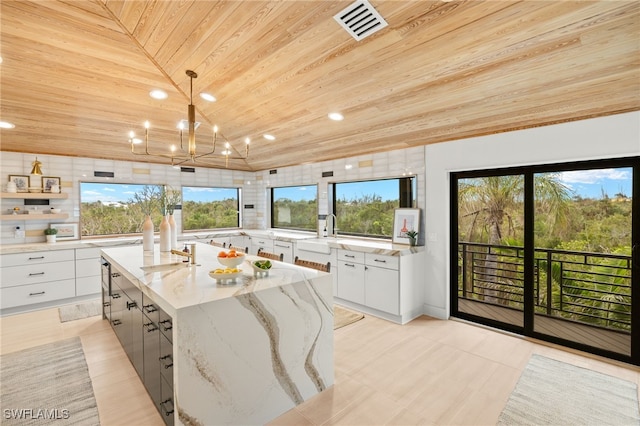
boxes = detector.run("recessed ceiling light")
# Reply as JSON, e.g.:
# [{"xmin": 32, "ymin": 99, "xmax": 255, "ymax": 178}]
[
  {"xmin": 0, "ymin": 121, "xmax": 15, "ymax": 129},
  {"xmin": 263, "ymin": 134, "xmax": 275, "ymax": 140},
  {"xmin": 328, "ymin": 112, "xmax": 344, "ymax": 121},
  {"xmin": 150, "ymin": 89, "xmax": 168, "ymax": 100},
  {"xmin": 200, "ymin": 93, "xmax": 216, "ymax": 102}
]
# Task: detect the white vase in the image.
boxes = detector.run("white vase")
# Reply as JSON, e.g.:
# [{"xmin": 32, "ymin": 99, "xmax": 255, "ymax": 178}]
[
  {"xmin": 169, "ymin": 214, "xmax": 178, "ymax": 250},
  {"xmin": 143, "ymin": 215, "xmax": 154, "ymax": 252},
  {"xmin": 160, "ymin": 215, "xmax": 171, "ymax": 252},
  {"xmin": 46, "ymin": 235, "xmax": 56, "ymax": 243}
]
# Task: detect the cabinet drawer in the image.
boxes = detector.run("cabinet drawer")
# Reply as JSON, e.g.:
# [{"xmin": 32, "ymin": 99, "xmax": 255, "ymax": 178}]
[
  {"xmin": 337, "ymin": 249, "xmax": 364, "ymax": 263},
  {"xmin": 1, "ymin": 249, "xmax": 74, "ymax": 268},
  {"xmin": 1, "ymin": 279, "xmax": 76, "ymax": 309},
  {"xmin": 76, "ymin": 276, "xmax": 100, "ymax": 297},
  {"xmin": 1, "ymin": 261, "xmax": 75, "ymax": 288},
  {"xmin": 365, "ymin": 253, "xmax": 399, "ymax": 270},
  {"xmin": 76, "ymin": 247, "xmax": 102, "ymax": 260},
  {"xmin": 252, "ymin": 238, "xmax": 273, "ymax": 254},
  {"xmin": 76, "ymin": 258, "xmax": 100, "ymax": 278}
]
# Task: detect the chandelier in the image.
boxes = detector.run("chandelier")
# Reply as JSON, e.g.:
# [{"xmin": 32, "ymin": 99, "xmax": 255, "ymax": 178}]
[{"xmin": 129, "ymin": 70, "xmax": 250, "ymax": 168}]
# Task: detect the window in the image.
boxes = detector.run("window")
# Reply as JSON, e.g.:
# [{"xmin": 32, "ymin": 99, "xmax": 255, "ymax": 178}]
[
  {"xmin": 332, "ymin": 177, "xmax": 415, "ymax": 238},
  {"xmin": 271, "ymin": 185, "xmax": 317, "ymax": 231},
  {"xmin": 80, "ymin": 182, "xmax": 163, "ymax": 236},
  {"xmin": 182, "ymin": 186, "xmax": 240, "ymax": 231}
]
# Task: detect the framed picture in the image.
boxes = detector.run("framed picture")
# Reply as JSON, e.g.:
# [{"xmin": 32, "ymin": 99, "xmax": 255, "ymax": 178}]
[
  {"xmin": 8, "ymin": 175, "xmax": 30, "ymax": 192},
  {"xmin": 392, "ymin": 208, "xmax": 420, "ymax": 244},
  {"xmin": 41, "ymin": 176, "xmax": 61, "ymax": 193},
  {"xmin": 50, "ymin": 223, "xmax": 78, "ymax": 240}
]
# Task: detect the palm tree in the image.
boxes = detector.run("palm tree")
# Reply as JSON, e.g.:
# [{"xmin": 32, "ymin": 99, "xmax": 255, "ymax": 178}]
[{"xmin": 459, "ymin": 173, "xmax": 572, "ymax": 304}]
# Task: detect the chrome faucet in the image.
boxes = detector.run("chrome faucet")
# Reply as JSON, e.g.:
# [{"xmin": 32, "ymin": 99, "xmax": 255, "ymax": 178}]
[
  {"xmin": 327, "ymin": 214, "xmax": 338, "ymax": 237},
  {"xmin": 171, "ymin": 243, "xmax": 196, "ymax": 265}
]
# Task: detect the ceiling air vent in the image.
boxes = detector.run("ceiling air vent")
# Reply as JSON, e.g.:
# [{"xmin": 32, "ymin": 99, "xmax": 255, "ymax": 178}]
[{"xmin": 334, "ymin": 0, "xmax": 388, "ymax": 41}]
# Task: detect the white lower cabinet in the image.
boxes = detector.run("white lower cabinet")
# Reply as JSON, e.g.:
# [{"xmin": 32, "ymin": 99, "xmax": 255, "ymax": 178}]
[
  {"xmin": 0, "ymin": 249, "xmax": 76, "ymax": 310},
  {"xmin": 337, "ymin": 262, "xmax": 365, "ymax": 305},
  {"xmin": 75, "ymin": 247, "xmax": 101, "ymax": 296},
  {"xmin": 250, "ymin": 236, "xmax": 274, "ymax": 255},
  {"xmin": 335, "ymin": 248, "xmax": 421, "ymax": 323},
  {"xmin": 273, "ymin": 241, "xmax": 294, "ymax": 263}
]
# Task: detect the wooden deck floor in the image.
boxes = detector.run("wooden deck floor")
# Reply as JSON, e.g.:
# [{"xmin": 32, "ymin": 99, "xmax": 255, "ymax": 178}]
[{"xmin": 458, "ymin": 299, "xmax": 630, "ymax": 356}]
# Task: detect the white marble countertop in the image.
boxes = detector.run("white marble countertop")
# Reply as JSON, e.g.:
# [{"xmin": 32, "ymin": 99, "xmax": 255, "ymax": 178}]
[{"xmin": 101, "ymin": 242, "xmax": 327, "ymax": 317}]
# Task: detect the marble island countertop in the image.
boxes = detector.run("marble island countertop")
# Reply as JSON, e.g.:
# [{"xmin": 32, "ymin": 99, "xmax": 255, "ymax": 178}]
[{"xmin": 101, "ymin": 242, "xmax": 328, "ymax": 317}]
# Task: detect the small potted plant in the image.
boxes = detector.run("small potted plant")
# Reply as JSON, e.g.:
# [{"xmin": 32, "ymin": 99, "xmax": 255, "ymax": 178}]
[
  {"xmin": 44, "ymin": 227, "xmax": 58, "ymax": 243},
  {"xmin": 405, "ymin": 229, "xmax": 418, "ymax": 247}
]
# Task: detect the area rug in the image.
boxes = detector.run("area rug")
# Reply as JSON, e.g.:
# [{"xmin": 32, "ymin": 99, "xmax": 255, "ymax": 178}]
[
  {"xmin": 497, "ymin": 354, "xmax": 640, "ymax": 425},
  {"xmin": 0, "ymin": 337, "xmax": 100, "ymax": 425},
  {"xmin": 334, "ymin": 305, "xmax": 364, "ymax": 330},
  {"xmin": 58, "ymin": 299, "xmax": 102, "ymax": 323}
]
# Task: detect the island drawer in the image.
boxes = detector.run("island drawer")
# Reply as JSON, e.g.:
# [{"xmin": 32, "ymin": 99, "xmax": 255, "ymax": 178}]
[
  {"xmin": 1, "ymin": 249, "xmax": 74, "ymax": 268},
  {"xmin": 1, "ymin": 279, "xmax": 75, "ymax": 309}
]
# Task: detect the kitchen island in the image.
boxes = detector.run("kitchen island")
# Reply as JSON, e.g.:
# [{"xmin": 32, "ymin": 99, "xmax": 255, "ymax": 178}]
[{"xmin": 101, "ymin": 242, "xmax": 334, "ymax": 426}]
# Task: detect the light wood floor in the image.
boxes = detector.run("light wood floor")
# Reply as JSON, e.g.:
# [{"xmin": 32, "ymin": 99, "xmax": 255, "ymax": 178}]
[{"xmin": 2, "ymin": 307, "xmax": 639, "ymax": 426}]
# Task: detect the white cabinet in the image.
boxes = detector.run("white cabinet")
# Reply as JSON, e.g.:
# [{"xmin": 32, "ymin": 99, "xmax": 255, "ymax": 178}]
[
  {"xmin": 0, "ymin": 249, "xmax": 76, "ymax": 309},
  {"xmin": 250, "ymin": 236, "xmax": 273, "ymax": 255},
  {"xmin": 229, "ymin": 235, "xmax": 250, "ymax": 252},
  {"xmin": 75, "ymin": 247, "xmax": 101, "ymax": 296},
  {"xmin": 273, "ymin": 241, "xmax": 294, "ymax": 263},
  {"xmin": 335, "ymin": 249, "xmax": 421, "ymax": 324}
]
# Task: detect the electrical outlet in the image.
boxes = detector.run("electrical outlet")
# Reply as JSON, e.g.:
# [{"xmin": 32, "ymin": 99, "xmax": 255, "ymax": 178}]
[{"xmin": 14, "ymin": 227, "xmax": 25, "ymax": 239}]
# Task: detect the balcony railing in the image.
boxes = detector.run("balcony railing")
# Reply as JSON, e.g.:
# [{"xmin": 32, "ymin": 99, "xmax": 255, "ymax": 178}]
[{"xmin": 458, "ymin": 242, "xmax": 632, "ymax": 332}]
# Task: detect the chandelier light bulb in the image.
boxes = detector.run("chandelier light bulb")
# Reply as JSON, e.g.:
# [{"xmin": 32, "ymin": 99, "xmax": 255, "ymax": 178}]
[
  {"xmin": 129, "ymin": 131, "xmax": 135, "ymax": 139},
  {"xmin": 213, "ymin": 125, "xmax": 218, "ymax": 133},
  {"xmin": 144, "ymin": 121, "xmax": 150, "ymax": 129},
  {"xmin": 245, "ymin": 138, "xmax": 251, "ymax": 145}
]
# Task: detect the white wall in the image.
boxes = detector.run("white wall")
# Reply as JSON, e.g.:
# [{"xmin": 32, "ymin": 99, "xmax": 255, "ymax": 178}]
[{"xmin": 423, "ymin": 111, "xmax": 640, "ymax": 319}]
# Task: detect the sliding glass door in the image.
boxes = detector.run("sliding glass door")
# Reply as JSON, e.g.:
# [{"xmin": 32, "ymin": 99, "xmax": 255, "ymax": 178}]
[{"xmin": 451, "ymin": 157, "xmax": 639, "ymax": 364}]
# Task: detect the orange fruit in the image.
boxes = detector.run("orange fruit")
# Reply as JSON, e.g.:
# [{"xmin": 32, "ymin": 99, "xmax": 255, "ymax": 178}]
[{"xmin": 218, "ymin": 252, "xmax": 228, "ymax": 258}]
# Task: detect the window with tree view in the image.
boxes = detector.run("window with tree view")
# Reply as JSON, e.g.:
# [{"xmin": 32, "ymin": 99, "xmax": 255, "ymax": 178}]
[
  {"xmin": 182, "ymin": 186, "xmax": 240, "ymax": 231},
  {"xmin": 333, "ymin": 177, "xmax": 415, "ymax": 238},
  {"xmin": 80, "ymin": 182, "xmax": 164, "ymax": 236},
  {"xmin": 271, "ymin": 185, "xmax": 317, "ymax": 231}
]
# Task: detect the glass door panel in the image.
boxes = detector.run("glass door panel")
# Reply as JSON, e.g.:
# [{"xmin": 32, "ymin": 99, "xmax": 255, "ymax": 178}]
[
  {"xmin": 532, "ymin": 168, "xmax": 633, "ymax": 356},
  {"xmin": 457, "ymin": 175, "xmax": 525, "ymax": 328}
]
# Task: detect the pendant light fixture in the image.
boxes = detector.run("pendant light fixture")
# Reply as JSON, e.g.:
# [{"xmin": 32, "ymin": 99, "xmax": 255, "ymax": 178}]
[{"xmin": 130, "ymin": 70, "xmax": 250, "ymax": 168}]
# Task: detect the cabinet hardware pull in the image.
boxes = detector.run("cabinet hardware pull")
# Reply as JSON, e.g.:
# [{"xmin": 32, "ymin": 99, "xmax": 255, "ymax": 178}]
[
  {"xmin": 345, "ymin": 263, "xmax": 355, "ymax": 268},
  {"xmin": 29, "ymin": 291, "xmax": 45, "ymax": 296},
  {"xmin": 28, "ymin": 272, "xmax": 45, "ymax": 276},
  {"xmin": 160, "ymin": 400, "xmax": 174, "ymax": 415},
  {"xmin": 275, "ymin": 243, "xmax": 288, "ymax": 248},
  {"xmin": 143, "ymin": 304, "xmax": 157, "ymax": 313},
  {"xmin": 111, "ymin": 273, "xmax": 120, "ymax": 278},
  {"xmin": 374, "ymin": 259, "xmax": 387, "ymax": 263},
  {"xmin": 112, "ymin": 319, "xmax": 122, "ymax": 326},
  {"xmin": 165, "ymin": 363, "xmax": 173, "ymax": 369},
  {"xmin": 28, "ymin": 256, "xmax": 45, "ymax": 260},
  {"xmin": 159, "ymin": 319, "xmax": 173, "ymax": 331},
  {"xmin": 103, "ymin": 302, "xmax": 110, "ymax": 307},
  {"xmin": 127, "ymin": 301, "xmax": 137, "ymax": 310},
  {"xmin": 144, "ymin": 322, "xmax": 158, "ymax": 332},
  {"xmin": 345, "ymin": 254, "xmax": 355, "ymax": 258},
  {"xmin": 112, "ymin": 293, "xmax": 121, "ymax": 299}
]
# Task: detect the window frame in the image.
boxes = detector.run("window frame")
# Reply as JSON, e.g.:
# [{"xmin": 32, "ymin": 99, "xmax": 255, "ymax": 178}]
[
  {"xmin": 330, "ymin": 175, "xmax": 416, "ymax": 239},
  {"xmin": 181, "ymin": 185, "xmax": 241, "ymax": 232},
  {"xmin": 270, "ymin": 184, "xmax": 318, "ymax": 232}
]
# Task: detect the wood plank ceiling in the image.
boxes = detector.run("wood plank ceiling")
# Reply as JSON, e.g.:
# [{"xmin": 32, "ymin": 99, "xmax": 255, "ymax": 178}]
[{"xmin": 1, "ymin": 0, "xmax": 638, "ymax": 172}]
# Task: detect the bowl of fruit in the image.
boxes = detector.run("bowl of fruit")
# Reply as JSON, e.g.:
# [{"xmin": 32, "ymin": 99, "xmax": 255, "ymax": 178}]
[
  {"xmin": 251, "ymin": 259, "xmax": 272, "ymax": 276},
  {"xmin": 216, "ymin": 249, "xmax": 245, "ymax": 268},
  {"xmin": 209, "ymin": 267, "xmax": 242, "ymax": 283}
]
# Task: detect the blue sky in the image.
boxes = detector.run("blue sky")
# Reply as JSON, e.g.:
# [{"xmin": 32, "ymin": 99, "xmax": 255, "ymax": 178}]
[
  {"xmin": 557, "ymin": 167, "xmax": 632, "ymax": 199},
  {"xmin": 80, "ymin": 183, "xmax": 236, "ymax": 204}
]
